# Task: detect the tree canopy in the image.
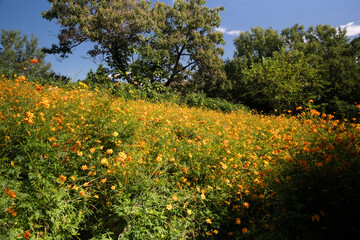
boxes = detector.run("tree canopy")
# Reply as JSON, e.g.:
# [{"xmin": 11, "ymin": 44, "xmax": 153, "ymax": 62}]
[
  {"xmin": 42, "ymin": 0, "xmax": 225, "ymax": 87},
  {"xmin": 0, "ymin": 30, "xmax": 52, "ymax": 77},
  {"xmin": 226, "ymin": 24, "xmax": 360, "ymax": 115}
]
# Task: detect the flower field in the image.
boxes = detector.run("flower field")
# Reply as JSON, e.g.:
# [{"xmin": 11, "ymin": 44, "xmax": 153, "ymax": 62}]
[{"xmin": 1, "ymin": 75, "xmax": 360, "ymax": 239}]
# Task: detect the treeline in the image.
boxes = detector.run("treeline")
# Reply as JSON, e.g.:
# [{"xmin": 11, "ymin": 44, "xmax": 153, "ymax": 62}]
[
  {"xmin": 223, "ymin": 24, "xmax": 360, "ymax": 119},
  {"xmin": 1, "ymin": 0, "xmax": 359, "ymax": 119}
]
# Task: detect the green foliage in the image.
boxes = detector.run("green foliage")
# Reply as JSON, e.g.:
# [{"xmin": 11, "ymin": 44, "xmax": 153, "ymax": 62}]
[
  {"xmin": 226, "ymin": 24, "xmax": 360, "ymax": 115},
  {"xmin": 184, "ymin": 93, "xmax": 248, "ymax": 113},
  {"xmin": 234, "ymin": 26, "xmax": 283, "ymax": 66},
  {"xmin": 0, "ymin": 30, "xmax": 52, "ymax": 78},
  {"xmin": 42, "ymin": 0, "xmax": 226, "ymax": 89},
  {"xmin": 241, "ymin": 50, "xmax": 323, "ymax": 111},
  {"xmin": 84, "ymin": 64, "xmax": 112, "ymax": 85}
]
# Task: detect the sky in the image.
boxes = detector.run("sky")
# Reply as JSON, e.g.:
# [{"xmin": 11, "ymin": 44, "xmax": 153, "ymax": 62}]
[{"xmin": 0, "ymin": 0, "xmax": 359, "ymax": 80}]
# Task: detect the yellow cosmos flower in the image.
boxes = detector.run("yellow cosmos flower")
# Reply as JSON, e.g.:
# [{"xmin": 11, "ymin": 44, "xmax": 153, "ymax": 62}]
[
  {"xmin": 101, "ymin": 158, "xmax": 109, "ymax": 165},
  {"xmin": 59, "ymin": 174, "xmax": 67, "ymax": 183}
]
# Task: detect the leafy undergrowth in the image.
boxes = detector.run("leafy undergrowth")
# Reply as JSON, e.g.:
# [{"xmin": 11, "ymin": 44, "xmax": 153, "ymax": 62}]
[{"xmin": 1, "ymin": 76, "xmax": 360, "ymax": 239}]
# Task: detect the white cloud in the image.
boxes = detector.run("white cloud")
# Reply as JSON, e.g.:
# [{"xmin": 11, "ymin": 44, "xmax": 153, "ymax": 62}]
[
  {"xmin": 215, "ymin": 27, "xmax": 242, "ymax": 36},
  {"xmin": 227, "ymin": 30, "xmax": 242, "ymax": 36},
  {"xmin": 339, "ymin": 21, "xmax": 360, "ymax": 37},
  {"xmin": 215, "ymin": 27, "xmax": 227, "ymax": 34}
]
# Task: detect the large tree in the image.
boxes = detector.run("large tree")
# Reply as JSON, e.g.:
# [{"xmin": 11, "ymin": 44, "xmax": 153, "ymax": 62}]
[
  {"xmin": 0, "ymin": 30, "xmax": 52, "ymax": 77},
  {"xmin": 42, "ymin": 0, "xmax": 225, "ymax": 87}
]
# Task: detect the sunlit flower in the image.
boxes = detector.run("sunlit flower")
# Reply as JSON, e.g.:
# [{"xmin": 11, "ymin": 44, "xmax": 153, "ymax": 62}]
[
  {"xmin": 166, "ymin": 204, "xmax": 173, "ymax": 210},
  {"xmin": 59, "ymin": 175, "xmax": 67, "ymax": 183},
  {"xmin": 101, "ymin": 158, "xmax": 109, "ymax": 165},
  {"xmin": 310, "ymin": 109, "xmax": 320, "ymax": 116},
  {"xmin": 40, "ymin": 97, "xmax": 50, "ymax": 108},
  {"xmin": 5, "ymin": 207, "xmax": 17, "ymax": 216},
  {"xmin": 206, "ymin": 218, "xmax": 212, "ymax": 224},
  {"xmin": 4, "ymin": 188, "xmax": 16, "ymax": 198},
  {"xmin": 29, "ymin": 58, "xmax": 39, "ymax": 64},
  {"xmin": 23, "ymin": 230, "xmax": 31, "ymax": 239}
]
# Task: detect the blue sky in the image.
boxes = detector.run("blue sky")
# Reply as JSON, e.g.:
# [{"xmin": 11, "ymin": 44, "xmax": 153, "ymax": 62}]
[{"xmin": 0, "ymin": 0, "xmax": 359, "ymax": 80}]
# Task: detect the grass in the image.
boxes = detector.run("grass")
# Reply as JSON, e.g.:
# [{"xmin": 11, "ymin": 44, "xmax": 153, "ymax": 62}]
[{"xmin": 1, "ymin": 75, "xmax": 360, "ymax": 239}]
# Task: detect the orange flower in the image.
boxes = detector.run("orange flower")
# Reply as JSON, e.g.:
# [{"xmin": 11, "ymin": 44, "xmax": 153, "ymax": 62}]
[
  {"xmin": 242, "ymin": 228, "xmax": 248, "ymax": 234},
  {"xmin": 310, "ymin": 109, "xmax": 320, "ymax": 116},
  {"xmin": 311, "ymin": 214, "xmax": 320, "ymax": 222},
  {"xmin": 40, "ymin": 97, "xmax": 50, "ymax": 108},
  {"xmin": 24, "ymin": 230, "xmax": 31, "ymax": 239},
  {"xmin": 29, "ymin": 58, "xmax": 39, "ymax": 64},
  {"xmin": 101, "ymin": 158, "xmax": 109, "ymax": 165},
  {"xmin": 243, "ymin": 202, "xmax": 249, "ymax": 208},
  {"xmin": 4, "ymin": 188, "xmax": 16, "ymax": 198},
  {"xmin": 5, "ymin": 207, "xmax": 17, "ymax": 216},
  {"xmin": 59, "ymin": 174, "xmax": 67, "ymax": 183},
  {"xmin": 24, "ymin": 111, "xmax": 34, "ymax": 124}
]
